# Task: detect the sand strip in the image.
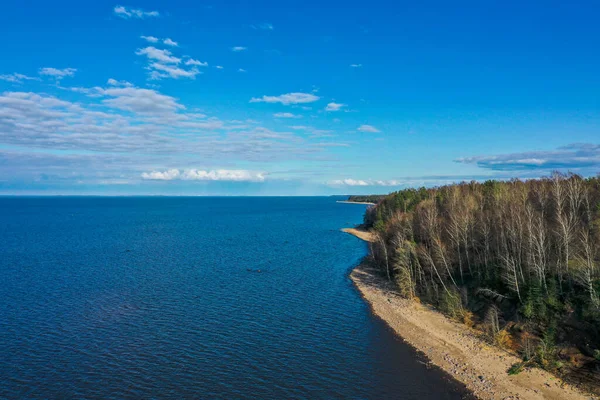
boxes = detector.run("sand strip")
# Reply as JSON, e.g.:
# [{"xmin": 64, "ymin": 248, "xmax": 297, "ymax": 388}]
[{"xmin": 341, "ymin": 228, "xmax": 375, "ymax": 242}]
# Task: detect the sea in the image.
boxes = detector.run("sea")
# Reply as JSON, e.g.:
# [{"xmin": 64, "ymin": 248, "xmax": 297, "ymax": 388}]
[{"xmin": 0, "ymin": 196, "xmax": 470, "ymax": 399}]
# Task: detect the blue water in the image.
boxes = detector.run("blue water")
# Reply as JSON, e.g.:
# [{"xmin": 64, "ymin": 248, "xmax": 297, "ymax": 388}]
[{"xmin": 0, "ymin": 197, "xmax": 470, "ymax": 399}]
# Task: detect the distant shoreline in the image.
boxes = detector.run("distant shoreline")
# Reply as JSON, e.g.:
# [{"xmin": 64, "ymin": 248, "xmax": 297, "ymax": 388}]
[
  {"xmin": 336, "ymin": 200, "xmax": 376, "ymax": 205},
  {"xmin": 343, "ymin": 228, "xmax": 592, "ymax": 400}
]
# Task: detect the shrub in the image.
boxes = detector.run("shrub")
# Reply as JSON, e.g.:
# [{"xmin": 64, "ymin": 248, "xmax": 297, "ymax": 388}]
[
  {"xmin": 521, "ymin": 332, "xmax": 537, "ymax": 361},
  {"xmin": 535, "ymin": 326, "xmax": 560, "ymax": 371},
  {"xmin": 439, "ymin": 289, "xmax": 464, "ymax": 320},
  {"xmin": 507, "ymin": 362, "xmax": 524, "ymax": 375},
  {"xmin": 495, "ymin": 329, "xmax": 515, "ymax": 350},
  {"xmin": 484, "ymin": 305, "xmax": 501, "ymax": 338},
  {"xmin": 462, "ymin": 311, "xmax": 475, "ymax": 328},
  {"xmin": 522, "ymin": 300, "xmax": 534, "ymax": 319}
]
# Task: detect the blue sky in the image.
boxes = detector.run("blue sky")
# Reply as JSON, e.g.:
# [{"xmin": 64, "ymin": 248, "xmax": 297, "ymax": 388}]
[{"xmin": 0, "ymin": 0, "xmax": 599, "ymax": 195}]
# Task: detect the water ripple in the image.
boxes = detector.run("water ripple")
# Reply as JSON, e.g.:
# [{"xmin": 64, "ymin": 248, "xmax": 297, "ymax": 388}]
[{"xmin": 0, "ymin": 197, "xmax": 470, "ymax": 399}]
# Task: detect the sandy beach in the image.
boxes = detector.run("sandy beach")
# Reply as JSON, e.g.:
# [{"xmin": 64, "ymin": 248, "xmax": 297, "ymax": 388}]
[
  {"xmin": 343, "ymin": 228, "xmax": 595, "ymax": 400},
  {"xmin": 341, "ymin": 228, "xmax": 375, "ymax": 242},
  {"xmin": 336, "ymin": 200, "xmax": 377, "ymax": 205}
]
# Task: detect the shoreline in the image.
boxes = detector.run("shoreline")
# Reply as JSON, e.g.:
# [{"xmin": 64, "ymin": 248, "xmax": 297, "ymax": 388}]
[
  {"xmin": 343, "ymin": 228, "xmax": 593, "ymax": 400},
  {"xmin": 336, "ymin": 200, "xmax": 376, "ymax": 205},
  {"xmin": 341, "ymin": 228, "xmax": 375, "ymax": 242}
]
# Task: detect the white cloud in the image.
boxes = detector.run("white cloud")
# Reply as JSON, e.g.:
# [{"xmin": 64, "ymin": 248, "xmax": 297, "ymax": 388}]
[
  {"xmin": 357, "ymin": 124, "xmax": 380, "ymax": 133},
  {"xmin": 107, "ymin": 78, "xmax": 133, "ymax": 87},
  {"xmin": 215, "ymin": 66, "xmax": 224, "ymax": 69},
  {"xmin": 114, "ymin": 5, "xmax": 159, "ymax": 19},
  {"xmin": 39, "ymin": 67, "xmax": 77, "ymax": 79},
  {"xmin": 141, "ymin": 169, "xmax": 266, "ymax": 182},
  {"xmin": 140, "ymin": 35, "xmax": 159, "ymax": 43},
  {"xmin": 350, "ymin": 64, "xmax": 362, "ymax": 68},
  {"xmin": 135, "ymin": 47, "xmax": 200, "ymax": 80},
  {"xmin": 141, "ymin": 169, "xmax": 180, "ymax": 180},
  {"xmin": 140, "ymin": 36, "xmax": 177, "ymax": 47},
  {"xmin": 374, "ymin": 180, "xmax": 402, "ymax": 186},
  {"xmin": 183, "ymin": 169, "xmax": 266, "ymax": 181},
  {"xmin": 185, "ymin": 58, "xmax": 208, "ymax": 67},
  {"xmin": 329, "ymin": 178, "xmax": 401, "ymax": 186},
  {"xmin": 274, "ymin": 112, "xmax": 301, "ymax": 119},
  {"xmin": 0, "ymin": 89, "xmax": 344, "ymax": 174},
  {"xmin": 99, "ymin": 86, "xmax": 185, "ymax": 114},
  {"xmin": 287, "ymin": 125, "xmax": 333, "ymax": 138},
  {"xmin": 330, "ymin": 179, "xmax": 369, "ymax": 186},
  {"xmin": 238, "ymin": 68, "xmax": 247, "ymax": 73},
  {"xmin": 325, "ymin": 102, "xmax": 345, "ymax": 111},
  {"xmin": 136, "ymin": 47, "xmax": 180, "ymax": 64},
  {"xmin": 0, "ymin": 73, "xmax": 40, "ymax": 83},
  {"xmin": 232, "ymin": 46, "xmax": 247, "ymax": 52},
  {"xmin": 250, "ymin": 92, "xmax": 320, "ymax": 105},
  {"xmin": 0, "ymin": 90, "xmax": 192, "ymax": 155},
  {"xmin": 149, "ymin": 63, "xmax": 201, "ymax": 80},
  {"xmin": 61, "ymin": 86, "xmax": 93, "ymax": 94}
]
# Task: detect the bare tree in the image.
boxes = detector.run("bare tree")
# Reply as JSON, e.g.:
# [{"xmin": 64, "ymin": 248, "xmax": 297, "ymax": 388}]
[
  {"xmin": 500, "ymin": 252, "xmax": 523, "ymax": 303},
  {"xmin": 446, "ymin": 187, "xmax": 465, "ymax": 283},
  {"xmin": 419, "ymin": 245, "xmax": 451, "ymax": 296},
  {"xmin": 373, "ymin": 231, "xmax": 391, "ymax": 282},
  {"xmin": 526, "ymin": 203, "xmax": 548, "ymax": 290},
  {"xmin": 574, "ymin": 230, "xmax": 599, "ymax": 309},
  {"xmin": 553, "ymin": 172, "xmax": 580, "ymax": 284}
]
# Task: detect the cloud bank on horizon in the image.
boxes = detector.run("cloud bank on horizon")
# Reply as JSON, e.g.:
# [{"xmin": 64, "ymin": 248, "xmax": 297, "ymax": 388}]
[{"xmin": 0, "ymin": 1, "xmax": 599, "ymax": 195}]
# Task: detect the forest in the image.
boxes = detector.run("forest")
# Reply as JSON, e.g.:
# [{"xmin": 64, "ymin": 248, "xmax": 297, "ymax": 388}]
[
  {"xmin": 362, "ymin": 173, "xmax": 600, "ymax": 379},
  {"xmin": 347, "ymin": 195, "xmax": 387, "ymax": 203}
]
